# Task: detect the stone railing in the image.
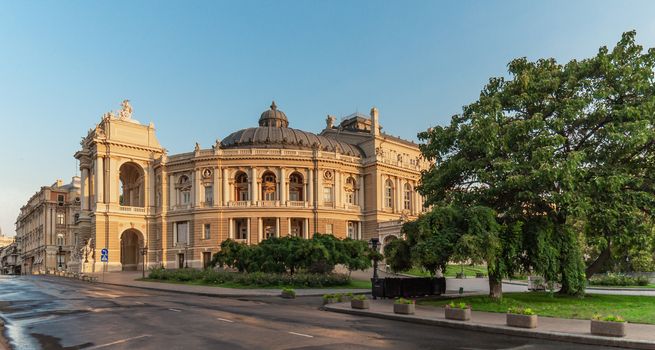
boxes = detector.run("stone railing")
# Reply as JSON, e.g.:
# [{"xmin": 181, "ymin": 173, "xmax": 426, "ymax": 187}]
[
  {"xmin": 166, "ymin": 148, "xmax": 361, "ymax": 164},
  {"xmin": 119, "ymin": 206, "xmax": 147, "ymax": 213}
]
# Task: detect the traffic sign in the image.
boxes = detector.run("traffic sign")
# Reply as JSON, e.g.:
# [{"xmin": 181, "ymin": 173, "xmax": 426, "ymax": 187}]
[{"xmin": 101, "ymin": 248, "xmax": 109, "ymax": 262}]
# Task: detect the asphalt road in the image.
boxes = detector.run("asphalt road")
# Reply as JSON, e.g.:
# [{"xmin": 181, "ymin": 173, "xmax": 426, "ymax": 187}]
[{"xmin": 0, "ymin": 275, "xmax": 615, "ymax": 350}]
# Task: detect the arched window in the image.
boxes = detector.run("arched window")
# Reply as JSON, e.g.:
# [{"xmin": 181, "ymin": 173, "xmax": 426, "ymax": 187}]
[
  {"xmin": 384, "ymin": 179, "xmax": 394, "ymax": 208},
  {"xmin": 235, "ymin": 172, "xmax": 249, "ymax": 201},
  {"xmin": 119, "ymin": 162, "xmax": 145, "ymax": 207},
  {"xmin": 56, "ymin": 234, "xmax": 64, "ymax": 246},
  {"xmin": 261, "ymin": 171, "xmax": 277, "ymax": 201},
  {"xmin": 289, "ymin": 172, "xmax": 304, "ymax": 201},
  {"xmin": 345, "ymin": 176, "xmax": 358, "ymax": 205},
  {"xmin": 404, "ymin": 183, "xmax": 412, "ymax": 211}
]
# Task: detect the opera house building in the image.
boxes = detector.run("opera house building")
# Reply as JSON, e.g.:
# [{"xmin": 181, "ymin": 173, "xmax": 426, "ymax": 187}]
[{"xmin": 73, "ymin": 101, "xmax": 429, "ymax": 272}]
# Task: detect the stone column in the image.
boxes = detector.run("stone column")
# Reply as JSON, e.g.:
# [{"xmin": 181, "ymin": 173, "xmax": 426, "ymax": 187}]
[
  {"xmin": 250, "ymin": 168, "xmax": 258, "ymax": 205},
  {"xmin": 95, "ymin": 156, "xmax": 104, "ymax": 204},
  {"xmin": 80, "ymin": 168, "xmax": 89, "ymax": 210},
  {"xmin": 279, "ymin": 168, "xmax": 286, "ymax": 204},
  {"xmin": 258, "ymin": 218, "xmax": 263, "ymax": 242},
  {"xmin": 287, "ymin": 218, "xmax": 292, "ymax": 236},
  {"xmin": 223, "ymin": 168, "xmax": 229, "ymax": 204},
  {"xmin": 335, "ymin": 171, "xmax": 341, "ymax": 208},
  {"xmin": 357, "ymin": 222, "xmax": 362, "ymax": 240},
  {"xmin": 147, "ymin": 165, "xmax": 155, "ymax": 208},
  {"xmin": 169, "ymin": 174, "xmax": 176, "ymax": 209},
  {"xmin": 276, "ymin": 218, "xmax": 280, "ymax": 238},
  {"xmin": 228, "ymin": 218, "xmax": 233, "ymax": 239},
  {"xmin": 246, "ymin": 218, "xmax": 251, "ymax": 244},
  {"xmin": 193, "ymin": 169, "xmax": 201, "ymax": 207},
  {"xmin": 396, "ymin": 177, "xmax": 402, "ymax": 212},
  {"xmin": 307, "ymin": 169, "xmax": 314, "ymax": 205},
  {"xmin": 358, "ymin": 174, "xmax": 364, "ymax": 209},
  {"xmin": 303, "ymin": 218, "xmax": 309, "ymax": 239},
  {"xmin": 213, "ymin": 167, "xmax": 220, "ymax": 207}
]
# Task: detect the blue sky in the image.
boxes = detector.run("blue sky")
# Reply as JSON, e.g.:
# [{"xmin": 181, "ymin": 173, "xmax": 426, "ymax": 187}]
[{"xmin": 1, "ymin": 0, "xmax": 655, "ymax": 235}]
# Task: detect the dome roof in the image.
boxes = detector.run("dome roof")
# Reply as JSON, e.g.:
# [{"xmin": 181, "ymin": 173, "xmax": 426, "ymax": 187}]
[
  {"xmin": 221, "ymin": 126, "xmax": 363, "ymax": 156},
  {"xmin": 259, "ymin": 101, "xmax": 289, "ymax": 128},
  {"xmin": 221, "ymin": 101, "xmax": 362, "ymax": 156}
]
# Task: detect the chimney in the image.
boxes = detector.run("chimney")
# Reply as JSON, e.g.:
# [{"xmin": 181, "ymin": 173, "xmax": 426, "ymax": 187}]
[{"xmin": 370, "ymin": 107, "xmax": 379, "ymax": 136}]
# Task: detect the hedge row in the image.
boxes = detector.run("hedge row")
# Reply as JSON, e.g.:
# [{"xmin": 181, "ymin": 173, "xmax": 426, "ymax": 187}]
[
  {"xmin": 147, "ymin": 267, "xmax": 351, "ymax": 288},
  {"xmin": 588, "ymin": 273, "xmax": 650, "ymax": 286}
]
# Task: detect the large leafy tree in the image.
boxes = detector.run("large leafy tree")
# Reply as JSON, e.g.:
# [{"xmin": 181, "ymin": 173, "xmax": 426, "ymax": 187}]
[{"xmin": 418, "ymin": 31, "xmax": 655, "ymax": 297}]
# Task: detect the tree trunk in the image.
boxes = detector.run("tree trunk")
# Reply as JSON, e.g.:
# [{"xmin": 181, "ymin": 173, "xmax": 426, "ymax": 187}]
[
  {"xmin": 585, "ymin": 243, "xmax": 611, "ymax": 278},
  {"xmin": 488, "ymin": 269, "xmax": 503, "ymax": 299}
]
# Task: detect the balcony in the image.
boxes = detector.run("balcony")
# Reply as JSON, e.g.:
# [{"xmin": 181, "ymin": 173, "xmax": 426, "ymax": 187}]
[
  {"xmin": 228, "ymin": 201, "xmax": 250, "ymax": 207},
  {"xmin": 287, "ymin": 201, "xmax": 307, "ymax": 208}
]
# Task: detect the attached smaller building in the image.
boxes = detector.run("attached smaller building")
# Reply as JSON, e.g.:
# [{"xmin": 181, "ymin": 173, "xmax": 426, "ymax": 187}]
[{"xmin": 15, "ymin": 177, "xmax": 81, "ymax": 274}]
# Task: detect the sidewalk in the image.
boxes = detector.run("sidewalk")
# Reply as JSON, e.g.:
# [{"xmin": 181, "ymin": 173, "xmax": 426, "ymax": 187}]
[
  {"xmin": 325, "ymin": 300, "xmax": 655, "ymax": 349},
  {"xmin": 88, "ymin": 271, "xmax": 369, "ymax": 297}
]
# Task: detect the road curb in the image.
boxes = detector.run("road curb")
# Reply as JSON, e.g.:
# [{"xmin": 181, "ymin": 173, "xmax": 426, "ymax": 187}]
[
  {"xmin": 324, "ymin": 305, "xmax": 655, "ymax": 350},
  {"xmin": 38, "ymin": 275, "xmax": 369, "ymax": 299}
]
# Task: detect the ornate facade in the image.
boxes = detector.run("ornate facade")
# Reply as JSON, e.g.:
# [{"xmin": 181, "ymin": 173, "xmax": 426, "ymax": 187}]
[{"xmin": 74, "ymin": 101, "xmax": 429, "ymax": 272}]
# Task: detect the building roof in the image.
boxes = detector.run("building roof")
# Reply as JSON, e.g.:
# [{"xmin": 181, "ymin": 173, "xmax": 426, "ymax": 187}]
[{"xmin": 221, "ymin": 102, "xmax": 363, "ymax": 157}]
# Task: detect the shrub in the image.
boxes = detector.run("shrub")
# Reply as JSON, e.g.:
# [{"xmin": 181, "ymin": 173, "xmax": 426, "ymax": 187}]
[
  {"xmin": 593, "ymin": 314, "xmax": 626, "ymax": 323},
  {"xmin": 395, "ymin": 298, "xmax": 415, "ymax": 305},
  {"xmin": 281, "ymin": 288, "xmax": 296, "ymax": 297},
  {"xmin": 352, "ymin": 294, "xmax": 367, "ymax": 301},
  {"xmin": 588, "ymin": 273, "xmax": 649, "ymax": 287},
  {"xmin": 447, "ymin": 301, "xmax": 469, "ymax": 309},
  {"xmin": 508, "ymin": 307, "xmax": 536, "ymax": 315},
  {"xmin": 210, "ymin": 234, "xmax": 372, "ymax": 275}
]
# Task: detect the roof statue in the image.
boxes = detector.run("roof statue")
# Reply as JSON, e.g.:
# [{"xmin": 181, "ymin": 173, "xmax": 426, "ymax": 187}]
[{"xmin": 119, "ymin": 99, "xmax": 133, "ymax": 120}]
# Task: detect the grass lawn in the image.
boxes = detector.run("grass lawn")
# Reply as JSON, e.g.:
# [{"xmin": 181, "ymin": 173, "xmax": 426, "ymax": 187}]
[
  {"xmin": 140, "ymin": 278, "xmax": 372, "ymax": 290},
  {"xmin": 406, "ymin": 264, "xmax": 488, "ymax": 278},
  {"xmin": 419, "ymin": 292, "xmax": 655, "ymax": 324}
]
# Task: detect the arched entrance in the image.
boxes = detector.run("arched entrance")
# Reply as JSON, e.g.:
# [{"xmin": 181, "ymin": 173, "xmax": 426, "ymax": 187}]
[{"xmin": 120, "ymin": 229, "xmax": 143, "ymax": 271}]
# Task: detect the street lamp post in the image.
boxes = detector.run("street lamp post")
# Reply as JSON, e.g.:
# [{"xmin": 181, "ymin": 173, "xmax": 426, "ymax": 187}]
[
  {"xmin": 368, "ymin": 237, "xmax": 380, "ymax": 299},
  {"xmin": 58, "ymin": 245, "xmax": 63, "ymax": 269},
  {"xmin": 141, "ymin": 245, "xmax": 148, "ymax": 279}
]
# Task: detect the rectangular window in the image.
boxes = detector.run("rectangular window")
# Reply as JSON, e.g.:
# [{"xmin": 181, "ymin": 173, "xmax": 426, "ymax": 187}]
[
  {"xmin": 182, "ymin": 191, "xmax": 190, "ymax": 205},
  {"xmin": 57, "ymin": 194, "xmax": 65, "ymax": 203},
  {"xmin": 348, "ymin": 222, "xmax": 356, "ymax": 239},
  {"xmin": 203, "ymin": 223, "xmax": 211, "ymax": 240},
  {"xmin": 56, "ymin": 212, "xmax": 65, "ymax": 225},
  {"xmin": 175, "ymin": 221, "xmax": 189, "ymax": 245},
  {"xmin": 323, "ymin": 187, "xmax": 333, "ymax": 203},
  {"xmin": 326, "ymin": 224, "xmax": 333, "ymax": 235},
  {"xmin": 204, "ymin": 185, "xmax": 213, "ymax": 205}
]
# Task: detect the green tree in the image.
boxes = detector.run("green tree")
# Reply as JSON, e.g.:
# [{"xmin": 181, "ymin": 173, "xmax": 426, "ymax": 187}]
[{"xmin": 418, "ymin": 31, "xmax": 655, "ymax": 297}]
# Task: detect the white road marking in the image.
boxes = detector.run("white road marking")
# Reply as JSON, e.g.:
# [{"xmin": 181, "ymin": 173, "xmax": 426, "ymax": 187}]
[
  {"xmin": 217, "ymin": 318, "xmax": 234, "ymax": 323},
  {"xmin": 288, "ymin": 331, "xmax": 313, "ymax": 338},
  {"xmin": 168, "ymin": 308, "xmax": 181, "ymax": 312},
  {"xmin": 86, "ymin": 335, "xmax": 152, "ymax": 349},
  {"xmin": 135, "ymin": 301, "xmax": 144, "ymax": 305}
]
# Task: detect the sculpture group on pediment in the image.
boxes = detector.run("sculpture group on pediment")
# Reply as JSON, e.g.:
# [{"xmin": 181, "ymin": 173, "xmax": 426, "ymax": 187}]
[{"xmin": 118, "ymin": 99, "xmax": 133, "ymax": 120}]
